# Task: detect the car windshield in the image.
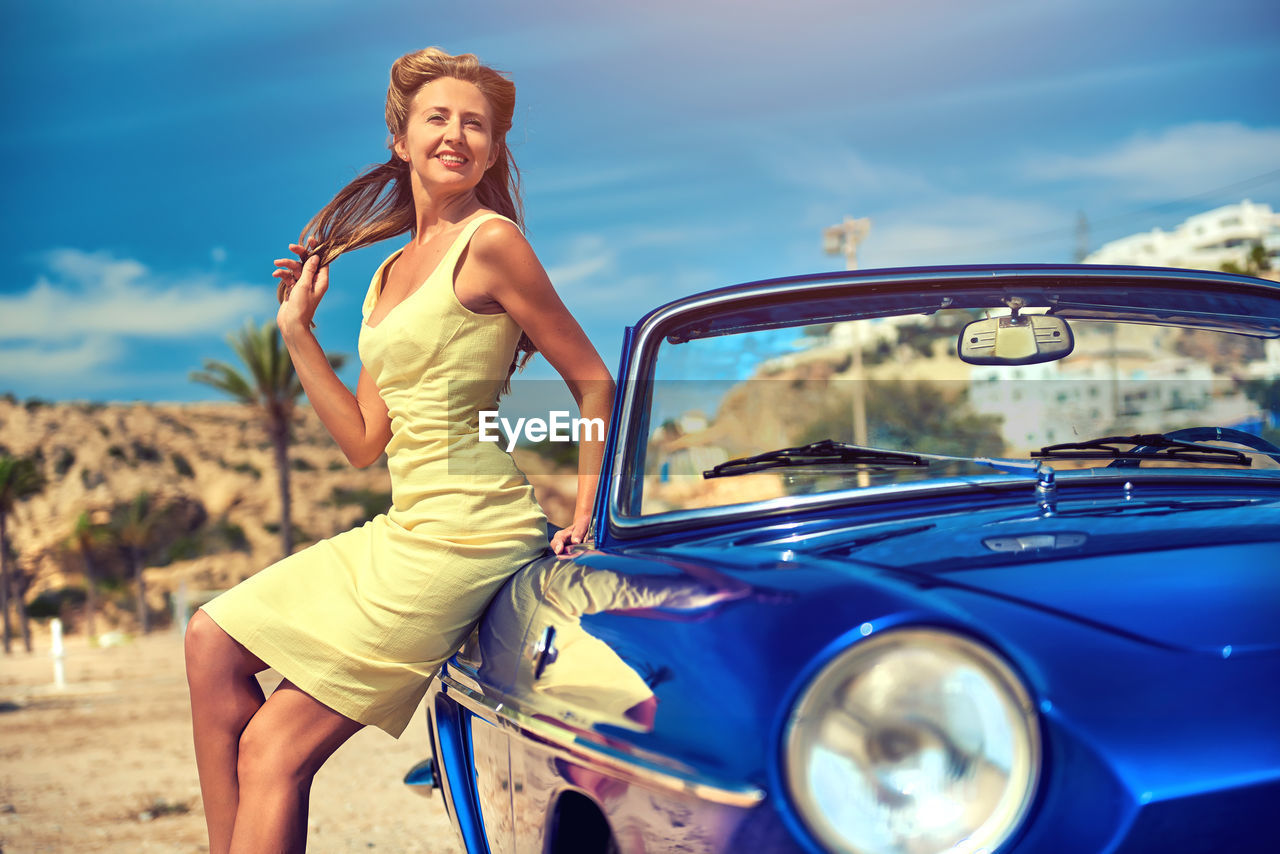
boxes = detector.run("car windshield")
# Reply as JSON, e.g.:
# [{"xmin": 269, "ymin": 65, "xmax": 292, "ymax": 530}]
[{"xmin": 629, "ymin": 287, "xmax": 1280, "ymax": 518}]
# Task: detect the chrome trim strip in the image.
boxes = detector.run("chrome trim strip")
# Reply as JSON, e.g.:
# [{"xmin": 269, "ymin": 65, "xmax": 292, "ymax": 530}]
[
  {"xmin": 610, "ymin": 468, "xmax": 1280, "ymax": 537},
  {"xmin": 439, "ymin": 669, "xmax": 766, "ymax": 809},
  {"xmin": 441, "ymin": 666, "xmax": 484, "ymax": 696},
  {"xmin": 614, "ymin": 475, "xmax": 1024, "ymax": 532}
]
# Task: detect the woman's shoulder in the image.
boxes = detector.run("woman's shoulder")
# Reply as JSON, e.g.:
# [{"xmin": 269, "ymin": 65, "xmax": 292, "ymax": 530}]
[
  {"xmin": 468, "ymin": 212, "xmax": 534, "ymax": 264},
  {"xmin": 470, "ymin": 211, "xmax": 523, "ymax": 239}
]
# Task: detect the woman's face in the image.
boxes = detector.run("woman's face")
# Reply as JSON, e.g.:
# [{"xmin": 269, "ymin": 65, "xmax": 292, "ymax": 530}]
[{"xmin": 395, "ymin": 76, "xmax": 499, "ymax": 195}]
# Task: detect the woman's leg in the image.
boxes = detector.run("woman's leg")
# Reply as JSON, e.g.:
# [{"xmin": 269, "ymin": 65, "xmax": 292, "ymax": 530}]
[
  {"xmin": 231, "ymin": 680, "xmax": 365, "ymax": 853},
  {"xmin": 185, "ymin": 609, "xmax": 269, "ymax": 854}
]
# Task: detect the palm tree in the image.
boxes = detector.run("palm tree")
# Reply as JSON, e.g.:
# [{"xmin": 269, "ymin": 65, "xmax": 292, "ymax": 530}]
[
  {"xmin": 109, "ymin": 492, "xmax": 162, "ymax": 634},
  {"xmin": 192, "ymin": 320, "xmax": 345, "ymax": 558},
  {"xmin": 67, "ymin": 510, "xmax": 107, "ymax": 641},
  {"xmin": 1247, "ymin": 241, "xmax": 1272, "ymax": 274},
  {"xmin": 10, "ymin": 555, "xmax": 35, "ymax": 654},
  {"xmin": 1, "ymin": 455, "xmax": 45, "ymax": 654},
  {"xmin": 1221, "ymin": 240, "xmax": 1274, "ymax": 277}
]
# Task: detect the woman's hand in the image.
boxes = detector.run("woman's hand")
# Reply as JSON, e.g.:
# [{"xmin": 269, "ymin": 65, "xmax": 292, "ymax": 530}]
[
  {"xmin": 275, "ymin": 239, "xmax": 326, "ymax": 340},
  {"xmin": 550, "ymin": 512, "xmax": 592, "ymax": 555},
  {"xmin": 273, "ymin": 238, "xmax": 316, "ymax": 301}
]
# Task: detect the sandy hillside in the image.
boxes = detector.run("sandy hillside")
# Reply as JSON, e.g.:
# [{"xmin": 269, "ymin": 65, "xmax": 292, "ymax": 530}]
[{"xmin": 0, "ymin": 397, "xmax": 576, "ymax": 640}]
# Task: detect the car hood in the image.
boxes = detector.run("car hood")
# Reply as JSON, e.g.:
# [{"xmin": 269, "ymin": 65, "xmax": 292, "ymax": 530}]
[
  {"xmin": 650, "ymin": 489, "xmax": 1280, "ymax": 655},
  {"xmin": 464, "ymin": 486, "xmax": 1280, "ymax": 813}
]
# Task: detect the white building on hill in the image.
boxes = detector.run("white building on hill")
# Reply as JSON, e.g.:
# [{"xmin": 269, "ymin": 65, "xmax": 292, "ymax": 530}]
[{"xmin": 1084, "ymin": 200, "xmax": 1280, "ymax": 271}]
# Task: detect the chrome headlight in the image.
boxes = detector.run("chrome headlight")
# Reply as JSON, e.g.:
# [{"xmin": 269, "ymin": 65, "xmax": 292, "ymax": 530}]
[{"xmin": 784, "ymin": 628, "xmax": 1040, "ymax": 854}]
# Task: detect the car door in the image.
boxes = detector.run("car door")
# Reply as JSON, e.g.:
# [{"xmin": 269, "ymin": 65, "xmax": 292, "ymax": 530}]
[{"xmin": 453, "ymin": 550, "xmax": 568, "ymax": 853}]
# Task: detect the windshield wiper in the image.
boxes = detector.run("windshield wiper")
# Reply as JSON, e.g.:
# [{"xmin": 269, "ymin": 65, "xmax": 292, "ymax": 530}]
[
  {"xmin": 1031, "ymin": 433, "xmax": 1251, "ymax": 466},
  {"xmin": 703, "ymin": 440, "xmax": 929, "ymax": 479}
]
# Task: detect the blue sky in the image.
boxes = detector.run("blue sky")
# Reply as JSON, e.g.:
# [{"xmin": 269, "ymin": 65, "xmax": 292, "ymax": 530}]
[{"xmin": 1, "ymin": 0, "xmax": 1277, "ymax": 402}]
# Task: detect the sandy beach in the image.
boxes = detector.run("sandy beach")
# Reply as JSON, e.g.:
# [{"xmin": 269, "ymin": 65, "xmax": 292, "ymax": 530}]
[{"xmin": 0, "ymin": 628, "xmax": 463, "ymax": 853}]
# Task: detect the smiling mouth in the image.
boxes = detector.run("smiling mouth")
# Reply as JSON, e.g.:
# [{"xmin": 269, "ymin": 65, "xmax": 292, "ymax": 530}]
[{"xmin": 437, "ymin": 153, "xmax": 467, "ymax": 166}]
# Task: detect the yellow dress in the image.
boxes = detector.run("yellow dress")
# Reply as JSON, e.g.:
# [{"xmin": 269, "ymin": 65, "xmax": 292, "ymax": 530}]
[{"xmin": 201, "ymin": 212, "xmax": 549, "ymax": 738}]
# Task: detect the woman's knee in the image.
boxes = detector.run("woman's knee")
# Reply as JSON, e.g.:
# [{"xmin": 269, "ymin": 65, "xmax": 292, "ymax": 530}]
[
  {"xmin": 185, "ymin": 610, "xmax": 261, "ymax": 681},
  {"xmin": 236, "ymin": 686, "xmax": 362, "ymax": 790},
  {"xmin": 237, "ymin": 723, "xmax": 309, "ymax": 790},
  {"xmin": 185, "ymin": 609, "xmax": 220, "ymax": 673}
]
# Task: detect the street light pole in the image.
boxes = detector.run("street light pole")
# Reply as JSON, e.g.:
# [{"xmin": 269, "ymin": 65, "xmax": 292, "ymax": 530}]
[
  {"xmin": 824, "ymin": 217, "xmax": 872, "ymax": 485},
  {"xmin": 823, "ymin": 216, "xmax": 872, "ymax": 271}
]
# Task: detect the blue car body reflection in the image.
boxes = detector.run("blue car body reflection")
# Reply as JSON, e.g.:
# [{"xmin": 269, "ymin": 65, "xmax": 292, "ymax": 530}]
[{"xmin": 419, "ymin": 265, "xmax": 1280, "ymax": 854}]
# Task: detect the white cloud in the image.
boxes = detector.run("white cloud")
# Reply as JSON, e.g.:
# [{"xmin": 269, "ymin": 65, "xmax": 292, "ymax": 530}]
[
  {"xmin": 543, "ymin": 231, "xmax": 722, "ymax": 310},
  {"xmin": 856, "ymin": 195, "xmax": 1071, "ymax": 268},
  {"xmin": 767, "ymin": 123, "xmax": 1280, "ymax": 274},
  {"xmin": 543, "ymin": 235, "xmax": 653, "ymax": 314},
  {"xmin": 546, "ymin": 235, "xmax": 617, "ymax": 288},
  {"xmin": 544, "ymin": 222, "xmax": 743, "ymax": 293},
  {"xmin": 0, "ymin": 337, "xmax": 123, "ymax": 382},
  {"xmin": 526, "ymin": 164, "xmax": 667, "ymax": 197},
  {"xmin": 773, "ymin": 145, "xmax": 936, "ymax": 202},
  {"xmin": 0, "ymin": 248, "xmax": 272, "ymax": 342},
  {"xmin": 1024, "ymin": 122, "xmax": 1280, "ymax": 200}
]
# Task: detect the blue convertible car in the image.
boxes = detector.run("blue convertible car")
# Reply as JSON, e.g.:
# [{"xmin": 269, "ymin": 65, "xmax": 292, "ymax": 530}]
[{"xmin": 411, "ymin": 265, "xmax": 1280, "ymax": 854}]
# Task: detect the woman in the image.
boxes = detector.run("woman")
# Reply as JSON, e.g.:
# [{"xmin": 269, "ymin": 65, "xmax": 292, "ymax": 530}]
[{"xmin": 184, "ymin": 48, "xmax": 614, "ymax": 853}]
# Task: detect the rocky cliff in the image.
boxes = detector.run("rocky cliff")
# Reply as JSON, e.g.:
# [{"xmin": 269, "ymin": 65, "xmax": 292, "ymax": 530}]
[{"xmin": 0, "ymin": 398, "xmax": 575, "ymax": 636}]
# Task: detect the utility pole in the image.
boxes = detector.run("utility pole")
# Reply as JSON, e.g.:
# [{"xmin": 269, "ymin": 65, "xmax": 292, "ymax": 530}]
[
  {"xmin": 823, "ymin": 216, "xmax": 872, "ymax": 486},
  {"xmin": 1075, "ymin": 211, "xmax": 1090, "ymax": 263},
  {"xmin": 823, "ymin": 216, "xmax": 872, "ymax": 270}
]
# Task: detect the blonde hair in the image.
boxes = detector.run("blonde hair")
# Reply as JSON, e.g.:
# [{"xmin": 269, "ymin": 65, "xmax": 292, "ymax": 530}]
[{"xmin": 293, "ymin": 48, "xmax": 535, "ymax": 383}]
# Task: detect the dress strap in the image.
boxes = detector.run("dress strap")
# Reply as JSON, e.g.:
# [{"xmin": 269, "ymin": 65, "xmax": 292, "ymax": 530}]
[
  {"xmin": 432, "ymin": 212, "xmax": 516, "ymax": 285},
  {"xmin": 363, "ymin": 212, "xmax": 516, "ymax": 322},
  {"xmin": 362, "ymin": 249, "xmax": 405, "ymax": 320}
]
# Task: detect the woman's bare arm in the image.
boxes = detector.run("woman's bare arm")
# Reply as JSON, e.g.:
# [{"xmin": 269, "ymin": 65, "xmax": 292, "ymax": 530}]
[
  {"xmin": 461, "ymin": 219, "xmax": 616, "ymax": 553},
  {"xmin": 276, "ymin": 252, "xmax": 392, "ymax": 468}
]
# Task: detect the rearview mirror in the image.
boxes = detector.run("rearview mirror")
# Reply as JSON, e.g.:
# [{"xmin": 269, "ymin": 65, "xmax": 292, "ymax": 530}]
[{"xmin": 958, "ymin": 312, "xmax": 1073, "ymax": 365}]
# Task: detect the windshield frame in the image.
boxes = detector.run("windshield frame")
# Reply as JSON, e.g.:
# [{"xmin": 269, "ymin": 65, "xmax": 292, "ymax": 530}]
[{"xmin": 603, "ymin": 265, "xmax": 1280, "ymax": 541}]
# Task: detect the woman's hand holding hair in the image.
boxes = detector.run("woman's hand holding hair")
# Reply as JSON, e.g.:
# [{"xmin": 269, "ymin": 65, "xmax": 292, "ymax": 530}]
[
  {"xmin": 275, "ymin": 239, "xmax": 325, "ymax": 340},
  {"xmin": 271, "ymin": 239, "xmax": 393, "ymax": 468}
]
